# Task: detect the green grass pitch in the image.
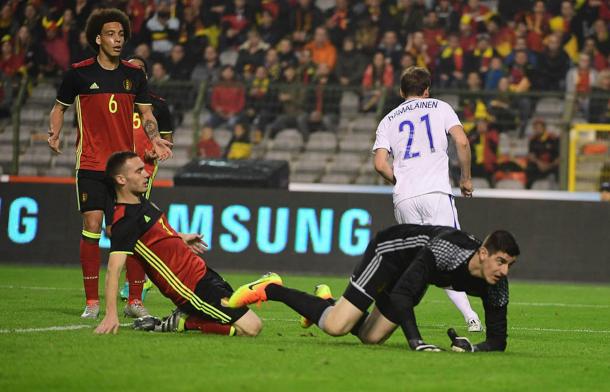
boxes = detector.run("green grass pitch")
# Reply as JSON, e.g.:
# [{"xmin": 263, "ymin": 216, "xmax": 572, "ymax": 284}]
[{"xmin": 1, "ymin": 264, "xmax": 609, "ymax": 391}]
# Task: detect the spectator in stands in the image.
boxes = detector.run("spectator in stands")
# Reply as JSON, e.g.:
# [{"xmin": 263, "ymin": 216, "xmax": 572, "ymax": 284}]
[
  {"xmin": 582, "ymin": 36, "xmax": 608, "ymax": 71},
  {"xmin": 277, "ymin": 38, "xmax": 298, "ymax": 69},
  {"xmin": 361, "ymin": 51, "xmax": 394, "ymax": 112},
  {"xmin": 266, "ymin": 65, "xmax": 304, "ymax": 139},
  {"xmin": 390, "ymin": 0, "xmax": 425, "ymax": 40},
  {"xmin": 335, "ymin": 36, "xmax": 368, "ymax": 89},
  {"xmin": 488, "ymin": 77, "xmax": 518, "ymax": 133},
  {"xmin": 167, "ymin": 44, "xmax": 192, "ymax": 81},
  {"xmin": 522, "ymin": 0, "xmax": 551, "ymax": 53},
  {"xmin": 434, "ymin": 0, "xmax": 460, "ymax": 33},
  {"xmin": 150, "ymin": 61, "xmax": 170, "ymax": 84},
  {"xmin": 176, "ymin": 5, "xmax": 209, "ymax": 62},
  {"xmin": 298, "ymin": 63, "xmax": 340, "ymax": 140},
  {"xmin": 0, "ymin": 4, "xmax": 17, "ymax": 39},
  {"xmin": 14, "ymin": 26, "xmax": 44, "ymax": 80},
  {"xmin": 219, "ymin": 0, "xmax": 256, "ymax": 49},
  {"xmin": 378, "ymin": 30, "xmax": 402, "ymax": 69},
  {"xmin": 70, "ymin": 30, "xmax": 95, "ymax": 64},
  {"xmin": 72, "ymin": 0, "xmax": 94, "ymax": 31},
  {"xmin": 404, "ymin": 31, "xmax": 430, "ymax": 69},
  {"xmin": 526, "ymin": 118, "xmax": 559, "ymax": 189},
  {"xmin": 126, "ymin": 0, "xmax": 154, "ymax": 44},
  {"xmin": 592, "ymin": 19, "xmax": 610, "ymax": 57},
  {"xmin": 457, "ymin": 14, "xmax": 477, "ymax": 53},
  {"xmin": 145, "ymin": 4, "xmax": 180, "ymax": 56},
  {"xmin": 263, "ymin": 48, "xmax": 282, "ymax": 82},
  {"xmin": 134, "ymin": 43, "xmax": 154, "ymax": 73},
  {"xmin": 40, "ymin": 16, "xmax": 70, "ymax": 76},
  {"xmin": 207, "ymin": 65, "xmax": 246, "ymax": 129},
  {"xmin": 460, "ymin": 72, "xmax": 486, "ymax": 124},
  {"xmin": 465, "ymin": 33, "xmax": 496, "ymax": 77},
  {"xmin": 325, "ymin": 0, "xmax": 353, "ymax": 47},
  {"xmin": 0, "ymin": 36, "xmax": 24, "ymax": 78},
  {"xmin": 246, "ymin": 65, "xmax": 274, "ymax": 138},
  {"xmin": 484, "ymin": 56, "xmax": 506, "ymax": 91},
  {"xmin": 296, "ymin": 48, "xmax": 317, "ymax": 85},
  {"xmin": 507, "ymin": 50, "xmax": 535, "ymax": 135},
  {"xmin": 224, "ymin": 122, "xmax": 252, "ymax": 160},
  {"xmin": 191, "ymin": 45, "xmax": 221, "ymax": 86},
  {"xmin": 21, "ymin": 3, "xmax": 43, "ymax": 42},
  {"xmin": 504, "ymin": 36, "xmax": 538, "ymax": 68},
  {"xmin": 304, "ymin": 27, "xmax": 337, "ymax": 70},
  {"xmin": 353, "ymin": 0, "xmax": 390, "ymax": 54},
  {"xmin": 438, "ymin": 33, "xmax": 466, "ymax": 88},
  {"xmin": 197, "ymin": 126, "xmax": 222, "ymax": 158},
  {"xmin": 484, "ymin": 14, "xmax": 514, "ymax": 58},
  {"xmin": 289, "ymin": 0, "xmax": 323, "ymax": 46},
  {"xmin": 235, "ymin": 29, "xmax": 269, "ymax": 74},
  {"xmin": 536, "ymin": 33, "xmax": 571, "ymax": 91},
  {"xmin": 566, "ymin": 52, "xmax": 599, "ymax": 115},
  {"xmin": 468, "ymin": 116, "xmax": 500, "ymax": 184},
  {"xmin": 462, "ymin": 0, "xmax": 492, "ymax": 33},
  {"xmin": 588, "ymin": 69, "xmax": 610, "ymax": 123},
  {"xmin": 421, "ymin": 10, "xmax": 445, "ymax": 64},
  {"xmin": 257, "ymin": 9, "xmax": 282, "ymax": 47}
]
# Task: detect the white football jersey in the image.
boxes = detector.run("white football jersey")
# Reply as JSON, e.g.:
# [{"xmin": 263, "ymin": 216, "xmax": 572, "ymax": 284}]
[{"xmin": 372, "ymin": 98, "xmax": 461, "ymax": 204}]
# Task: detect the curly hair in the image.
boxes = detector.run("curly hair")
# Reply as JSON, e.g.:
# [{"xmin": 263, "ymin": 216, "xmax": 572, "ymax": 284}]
[{"xmin": 85, "ymin": 8, "xmax": 131, "ymax": 52}]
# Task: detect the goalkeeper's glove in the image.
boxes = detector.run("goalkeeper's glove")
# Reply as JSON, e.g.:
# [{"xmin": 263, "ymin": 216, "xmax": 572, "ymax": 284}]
[
  {"xmin": 408, "ymin": 339, "xmax": 443, "ymax": 352},
  {"xmin": 447, "ymin": 328, "xmax": 475, "ymax": 352}
]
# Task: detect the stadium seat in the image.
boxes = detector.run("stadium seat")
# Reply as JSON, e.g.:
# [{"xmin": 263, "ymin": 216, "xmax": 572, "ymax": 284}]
[
  {"xmin": 214, "ymin": 129, "xmax": 233, "ymax": 149},
  {"xmin": 18, "ymin": 165, "xmax": 39, "ymax": 176},
  {"xmin": 531, "ymin": 178, "xmax": 557, "ymax": 190},
  {"xmin": 219, "ymin": 49, "xmax": 238, "ymax": 66},
  {"xmin": 495, "ymin": 179, "xmax": 525, "ymax": 189},
  {"xmin": 264, "ymin": 150, "xmax": 293, "ymax": 162},
  {"xmin": 305, "ymin": 132, "xmax": 337, "ymax": 153},
  {"xmin": 534, "ymin": 97, "xmax": 565, "ymax": 117},
  {"xmin": 435, "ymin": 94, "xmax": 460, "ymax": 109},
  {"xmin": 272, "ymin": 129, "xmax": 304, "ymax": 153},
  {"xmin": 354, "ymin": 173, "xmax": 377, "ymax": 185},
  {"xmin": 319, "ymin": 173, "xmax": 352, "ymax": 184},
  {"xmin": 47, "ymin": 166, "xmax": 73, "ymax": 177},
  {"xmin": 156, "ymin": 168, "xmax": 175, "ymax": 179},
  {"xmin": 290, "ymin": 172, "xmax": 319, "ymax": 183},
  {"xmin": 340, "ymin": 91, "xmax": 360, "ymax": 115},
  {"xmin": 173, "ymin": 129, "xmax": 194, "ymax": 148},
  {"xmin": 350, "ymin": 115, "xmax": 378, "ymax": 134},
  {"xmin": 472, "ymin": 177, "xmax": 491, "ymax": 189},
  {"xmin": 338, "ymin": 134, "xmax": 372, "ymax": 153}
]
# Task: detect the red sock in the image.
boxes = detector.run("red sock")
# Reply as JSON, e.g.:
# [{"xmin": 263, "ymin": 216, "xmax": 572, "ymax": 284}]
[
  {"xmin": 80, "ymin": 239, "xmax": 100, "ymax": 302},
  {"xmin": 126, "ymin": 255, "xmax": 145, "ymax": 303},
  {"xmin": 185, "ymin": 315, "xmax": 235, "ymax": 336}
]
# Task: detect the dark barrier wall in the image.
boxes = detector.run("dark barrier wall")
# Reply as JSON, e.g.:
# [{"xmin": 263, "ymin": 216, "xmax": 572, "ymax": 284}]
[{"xmin": 1, "ymin": 183, "xmax": 609, "ymax": 282}]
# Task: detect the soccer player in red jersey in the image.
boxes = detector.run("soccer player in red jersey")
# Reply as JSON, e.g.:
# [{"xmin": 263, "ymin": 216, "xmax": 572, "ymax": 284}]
[
  {"xmin": 116, "ymin": 56, "xmax": 174, "ymax": 314},
  {"xmin": 47, "ymin": 9, "xmax": 172, "ymax": 319},
  {"xmin": 95, "ymin": 151, "xmax": 262, "ymax": 336}
]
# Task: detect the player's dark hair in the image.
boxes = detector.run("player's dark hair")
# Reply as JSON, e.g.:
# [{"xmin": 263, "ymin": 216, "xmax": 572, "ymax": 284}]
[
  {"xmin": 85, "ymin": 8, "xmax": 131, "ymax": 52},
  {"xmin": 400, "ymin": 66, "xmax": 431, "ymax": 97},
  {"xmin": 106, "ymin": 151, "xmax": 138, "ymax": 183},
  {"xmin": 483, "ymin": 230, "xmax": 520, "ymax": 257},
  {"xmin": 127, "ymin": 55, "xmax": 148, "ymax": 75}
]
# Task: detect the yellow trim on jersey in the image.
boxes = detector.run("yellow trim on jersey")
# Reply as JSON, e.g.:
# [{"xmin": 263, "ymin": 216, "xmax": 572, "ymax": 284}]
[
  {"xmin": 159, "ymin": 131, "xmax": 172, "ymax": 134},
  {"xmin": 145, "ymin": 162, "xmax": 158, "ymax": 200},
  {"xmin": 75, "ymin": 96, "xmax": 84, "ymax": 170},
  {"xmin": 55, "ymin": 98, "xmax": 72, "ymax": 107},
  {"xmin": 75, "ymin": 169, "xmax": 80, "ymax": 211},
  {"xmin": 134, "ymin": 241, "xmax": 231, "ymax": 323},
  {"xmin": 82, "ymin": 230, "xmax": 102, "ymax": 240},
  {"xmin": 110, "ymin": 251, "xmax": 134, "ymax": 255},
  {"xmin": 135, "ymin": 102, "xmax": 152, "ymax": 106}
]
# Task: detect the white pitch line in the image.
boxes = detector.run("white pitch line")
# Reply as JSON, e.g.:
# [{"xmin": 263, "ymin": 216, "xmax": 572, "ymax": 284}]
[
  {"xmin": 0, "ymin": 323, "xmax": 132, "ymax": 334},
  {"xmin": 0, "ymin": 284, "xmax": 80, "ymax": 291}
]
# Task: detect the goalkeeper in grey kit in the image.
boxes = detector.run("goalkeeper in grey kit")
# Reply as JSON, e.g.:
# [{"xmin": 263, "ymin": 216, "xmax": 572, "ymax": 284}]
[{"xmin": 226, "ymin": 224, "xmax": 520, "ymax": 352}]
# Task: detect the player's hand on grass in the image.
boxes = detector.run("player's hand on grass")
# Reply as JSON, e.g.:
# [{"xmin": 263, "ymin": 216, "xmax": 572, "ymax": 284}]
[
  {"xmin": 409, "ymin": 339, "xmax": 444, "ymax": 352},
  {"xmin": 459, "ymin": 178, "xmax": 473, "ymax": 197},
  {"xmin": 152, "ymin": 137, "xmax": 173, "ymax": 161},
  {"xmin": 95, "ymin": 314, "xmax": 120, "ymax": 335},
  {"xmin": 179, "ymin": 233, "xmax": 208, "ymax": 254},
  {"xmin": 447, "ymin": 328, "xmax": 475, "ymax": 352}
]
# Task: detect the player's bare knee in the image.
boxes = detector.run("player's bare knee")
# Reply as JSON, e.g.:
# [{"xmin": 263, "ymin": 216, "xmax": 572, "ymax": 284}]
[
  {"xmin": 322, "ymin": 320, "xmax": 351, "ymax": 337},
  {"xmin": 358, "ymin": 331, "xmax": 385, "ymax": 345},
  {"xmin": 234, "ymin": 311, "xmax": 263, "ymax": 337}
]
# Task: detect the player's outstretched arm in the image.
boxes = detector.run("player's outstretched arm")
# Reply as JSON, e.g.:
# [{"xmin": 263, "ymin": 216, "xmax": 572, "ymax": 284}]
[
  {"xmin": 94, "ymin": 253, "xmax": 127, "ymax": 335},
  {"xmin": 448, "ymin": 125, "xmax": 473, "ymax": 197},
  {"xmin": 138, "ymin": 103, "xmax": 173, "ymax": 161},
  {"xmin": 48, "ymin": 102, "xmax": 68, "ymax": 154}
]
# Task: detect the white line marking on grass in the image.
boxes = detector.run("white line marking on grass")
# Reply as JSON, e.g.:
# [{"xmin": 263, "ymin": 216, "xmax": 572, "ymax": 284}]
[
  {"xmin": 0, "ymin": 323, "xmax": 132, "ymax": 334},
  {"xmin": 0, "ymin": 285, "xmax": 80, "ymax": 291},
  {"xmin": 426, "ymin": 299, "xmax": 609, "ymax": 309}
]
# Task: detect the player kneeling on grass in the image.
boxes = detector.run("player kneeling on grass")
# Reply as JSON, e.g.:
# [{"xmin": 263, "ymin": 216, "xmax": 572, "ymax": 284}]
[
  {"xmin": 95, "ymin": 151, "xmax": 262, "ymax": 336},
  {"xmin": 226, "ymin": 225, "xmax": 519, "ymax": 352}
]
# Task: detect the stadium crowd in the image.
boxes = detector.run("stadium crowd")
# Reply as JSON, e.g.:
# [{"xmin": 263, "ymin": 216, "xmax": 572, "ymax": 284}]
[{"xmin": 1, "ymin": 0, "xmax": 609, "ymax": 187}]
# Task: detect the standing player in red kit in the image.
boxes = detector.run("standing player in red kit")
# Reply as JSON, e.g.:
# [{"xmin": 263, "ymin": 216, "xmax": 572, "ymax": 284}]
[
  {"xmin": 95, "ymin": 151, "xmax": 262, "ymax": 337},
  {"xmin": 47, "ymin": 9, "xmax": 172, "ymax": 319},
  {"xmin": 116, "ymin": 55, "xmax": 175, "ymax": 314}
]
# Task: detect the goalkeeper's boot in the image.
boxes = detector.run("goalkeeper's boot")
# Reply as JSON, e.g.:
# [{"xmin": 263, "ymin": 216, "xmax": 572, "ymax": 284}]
[
  {"xmin": 141, "ymin": 279, "xmax": 154, "ymax": 301},
  {"xmin": 225, "ymin": 272, "xmax": 283, "ymax": 308},
  {"xmin": 300, "ymin": 284, "xmax": 333, "ymax": 328},
  {"xmin": 119, "ymin": 282, "xmax": 129, "ymax": 302},
  {"xmin": 467, "ymin": 318, "xmax": 483, "ymax": 332},
  {"xmin": 124, "ymin": 299, "xmax": 151, "ymax": 318},
  {"xmin": 154, "ymin": 308, "xmax": 187, "ymax": 332},
  {"xmin": 80, "ymin": 300, "xmax": 100, "ymax": 319}
]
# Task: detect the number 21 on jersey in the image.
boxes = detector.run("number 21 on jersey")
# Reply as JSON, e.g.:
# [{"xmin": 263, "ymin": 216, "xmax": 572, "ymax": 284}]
[{"xmin": 399, "ymin": 113, "xmax": 435, "ymax": 159}]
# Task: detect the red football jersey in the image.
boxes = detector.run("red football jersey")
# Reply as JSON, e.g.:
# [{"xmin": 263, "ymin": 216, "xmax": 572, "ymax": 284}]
[
  {"xmin": 133, "ymin": 92, "xmax": 173, "ymax": 176},
  {"xmin": 56, "ymin": 57, "xmax": 151, "ymax": 171},
  {"xmin": 110, "ymin": 198, "xmax": 207, "ymax": 306}
]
